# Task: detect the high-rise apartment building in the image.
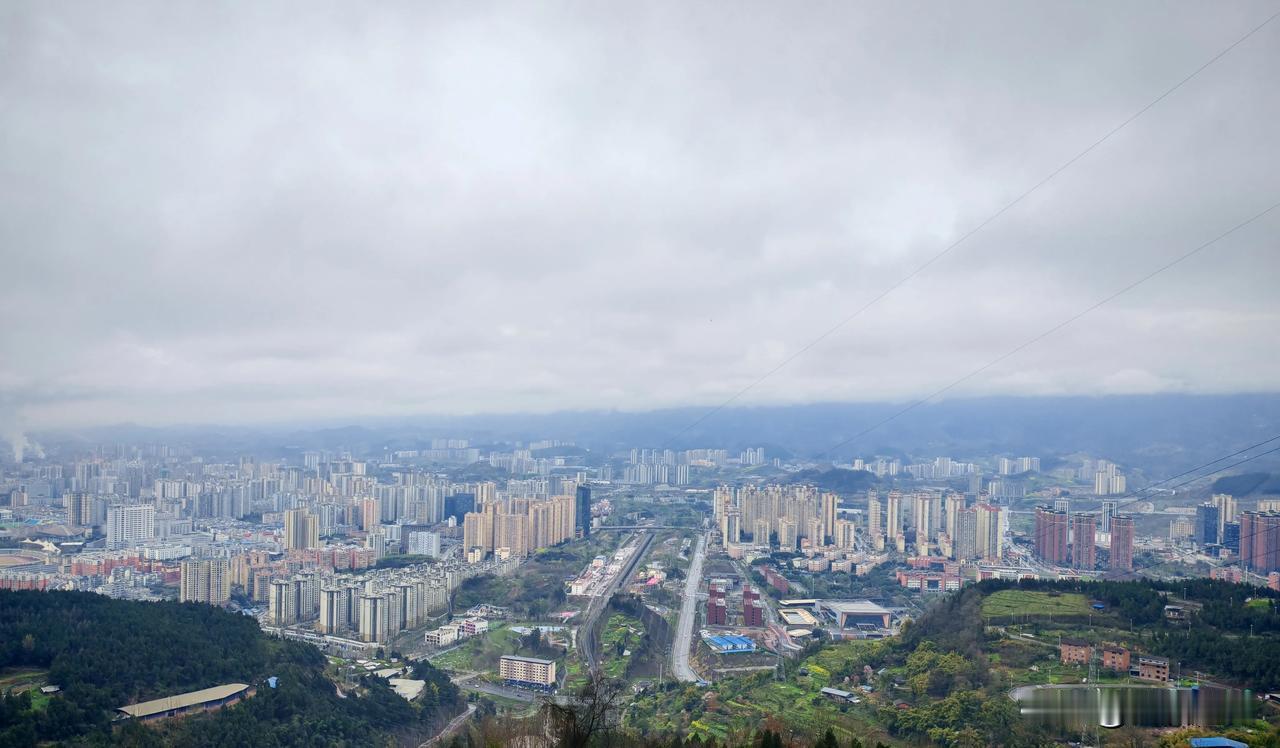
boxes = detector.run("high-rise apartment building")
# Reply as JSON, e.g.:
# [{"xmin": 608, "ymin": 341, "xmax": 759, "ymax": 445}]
[
  {"xmin": 269, "ymin": 579, "xmax": 298, "ymax": 625},
  {"xmin": 575, "ymin": 485, "xmax": 592, "ymax": 538},
  {"xmin": 721, "ymin": 510, "xmax": 742, "ymax": 546},
  {"xmin": 944, "ymin": 494, "xmax": 964, "ymax": 541},
  {"xmin": 821, "ymin": 493, "xmax": 838, "ymax": 545},
  {"xmin": 65, "ymin": 491, "xmax": 94, "ymax": 529},
  {"xmin": 359, "ymin": 498, "xmax": 381, "ymax": 532},
  {"xmin": 1194, "ymin": 503, "xmax": 1220, "ymax": 546},
  {"xmin": 885, "ymin": 492, "xmax": 902, "ymax": 538},
  {"xmin": 1034, "ymin": 507, "xmax": 1070, "ymax": 565},
  {"xmin": 866, "ymin": 495, "xmax": 882, "ymax": 538},
  {"xmin": 1110, "ymin": 515, "xmax": 1135, "ymax": 571},
  {"xmin": 1100, "ymin": 501, "xmax": 1118, "ymax": 533},
  {"xmin": 462, "ymin": 494, "xmax": 576, "ymax": 560},
  {"xmin": 407, "ymin": 531, "xmax": 442, "ymax": 558},
  {"xmin": 284, "ymin": 508, "xmax": 319, "ymax": 551},
  {"xmin": 1211, "ymin": 494, "xmax": 1238, "ymax": 536},
  {"xmin": 1240, "ymin": 511, "xmax": 1280, "ymax": 574},
  {"xmin": 1071, "ymin": 514, "xmax": 1097, "ymax": 570},
  {"xmin": 975, "ymin": 504, "xmax": 1002, "ymax": 561},
  {"xmin": 953, "ymin": 508, "xmax": 978, "ymax": 561},
  {"xmin": 106, "ymin": 503, "xmax": 155, "ymax": 549},
  {"xmin": 777, "ymin": 518, "xmax": 798, "ymax": 550},
  {"xmin": 180, "ymin": 558, "xmax": 230, "ymax": 606}
]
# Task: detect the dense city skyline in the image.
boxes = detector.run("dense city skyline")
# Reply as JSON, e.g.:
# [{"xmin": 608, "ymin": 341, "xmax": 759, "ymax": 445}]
[{"xmin": 2, "ymin": 3, "xmax": 1279, "ymax": 744}]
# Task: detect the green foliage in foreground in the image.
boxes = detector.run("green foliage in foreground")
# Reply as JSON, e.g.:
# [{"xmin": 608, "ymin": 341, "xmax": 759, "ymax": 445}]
[
  {"xmin": 623, "ymin": 577, "xmax": 1280, "ymax": 746},
  {"xmin": 0, "ymin": 590, "xmax": 462, "ymax": 747}
]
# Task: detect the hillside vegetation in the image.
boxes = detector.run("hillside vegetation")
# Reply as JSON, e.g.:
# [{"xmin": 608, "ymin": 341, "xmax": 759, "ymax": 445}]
[{"xmin": 0, "ymin": 590, "xmax": 461, "ymax": 747}]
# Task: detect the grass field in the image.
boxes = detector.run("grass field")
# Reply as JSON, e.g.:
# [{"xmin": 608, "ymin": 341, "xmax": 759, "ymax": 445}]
[
  {"xmin": 981, "ymin": 590, "xmax": 1094, "ymax": 619},
  {"xmin": 600, "ymin": 613, "xmax": 645, "ymax": 680}
]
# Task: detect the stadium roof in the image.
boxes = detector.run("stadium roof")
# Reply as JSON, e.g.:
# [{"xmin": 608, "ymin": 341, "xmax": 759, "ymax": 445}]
[
  {"xmin": 820, "ymin": 600, "xmax": 890, "ymax": 615},
  {"xmin": 117, "ymin": 683, "xmax": 251, "ymax": 719}
]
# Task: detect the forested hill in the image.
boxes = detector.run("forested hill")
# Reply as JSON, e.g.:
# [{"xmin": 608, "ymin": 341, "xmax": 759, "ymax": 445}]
[{"xmin": 0, "ymin": 590, "xmax": 462, "ymax": 747}]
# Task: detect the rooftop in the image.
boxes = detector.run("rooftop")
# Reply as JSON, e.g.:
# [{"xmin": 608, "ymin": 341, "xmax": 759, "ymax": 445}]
[
  {"xmin": 820, "ymin": 600, "xmax": 891, "ymax": 615},
  {"xmin": 501, "ymin": 655, "xmax": 555, "ymax": 666},
  {"xmin": 117, "ymin": 683, "xmax": 252, "ymax": 719}
]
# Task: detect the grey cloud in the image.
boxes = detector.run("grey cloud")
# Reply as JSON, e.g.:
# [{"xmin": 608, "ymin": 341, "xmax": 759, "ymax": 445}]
[{"xmin": 1, "ymin": 1, "xmax": 1278, "ymax": 435}]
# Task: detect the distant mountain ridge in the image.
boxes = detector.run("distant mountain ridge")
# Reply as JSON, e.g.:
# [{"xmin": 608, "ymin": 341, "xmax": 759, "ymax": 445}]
[{"xmin": 35, "ymin": 393, "xmax": 1280, "ymax": 478}]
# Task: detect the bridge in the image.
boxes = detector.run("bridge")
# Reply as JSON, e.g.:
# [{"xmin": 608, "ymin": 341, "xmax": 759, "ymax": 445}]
[{"xmin": 592, "ymin": 525, "xmax": 686, "ymax": 531}]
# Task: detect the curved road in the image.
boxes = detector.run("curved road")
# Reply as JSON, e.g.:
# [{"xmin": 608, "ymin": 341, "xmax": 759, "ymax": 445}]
[
  {"xmin": 672, "ymin": 532, "xmax": 708, "ymax": 683},
  {"xmin": 418, "ymin": 703, "xmax": 477, "ymax": 748}
]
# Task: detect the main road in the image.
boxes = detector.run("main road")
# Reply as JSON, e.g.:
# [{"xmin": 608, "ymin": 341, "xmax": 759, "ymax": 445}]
[{"xmin": 672, "ymin": 531, "xmax": 708, "ymax": 683}]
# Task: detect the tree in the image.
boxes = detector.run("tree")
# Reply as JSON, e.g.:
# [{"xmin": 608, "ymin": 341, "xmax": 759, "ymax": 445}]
[{"xmin": 544, "ymin": 673, "xmax": 625, "ymax": 748}]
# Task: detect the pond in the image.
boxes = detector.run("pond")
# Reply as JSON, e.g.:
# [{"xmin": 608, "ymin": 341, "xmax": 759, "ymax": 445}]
[{"xmin": 1011, "ymin": 683, "xmax": 1253, "ymax": 730}]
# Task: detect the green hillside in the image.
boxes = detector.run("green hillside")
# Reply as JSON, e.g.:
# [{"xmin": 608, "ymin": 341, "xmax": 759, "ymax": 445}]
[{"xmin": 0, "ymin": 590, "xmax": 461, "ymax": 747}]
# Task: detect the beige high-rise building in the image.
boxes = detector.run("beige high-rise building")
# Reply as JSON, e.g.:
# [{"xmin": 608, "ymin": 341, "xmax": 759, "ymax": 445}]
[
  {"xmin": 834, "ymin": 519, "xmax": 857, "ymax": 549},
  {"xmin": 953, "ymin": 508, "xmax": 978, "ymax": 561},
  {"xmin": 269, "ymin": 579, "xmax": 297, "ymax": 625},
  {"xmin": 65, "ymin": 491, "xmax": 94, "ymax": 529},
  {"xmin": 464, "ymin": 507, "xmax": 494, "ymax": 553},
  {"xmin": 1212, "ymin": 494, "xmax": 1238, "ymax": 536},
  {"xmin": 806, "ymin": 517, "xmax": 824, "ymax": 548},
  {"xmin": 885, "ymin": 492, "xmax": 903, "ymax": 538},
  {"xmin": 474, "ymin": 481, "xmax": 497, "ymax": 506},
  {"xmin": 866, "ymin": 494, "xmax": 882, "ymax": 538},
  {"xmin": 494, "ymin": 511, "xmax": 530, "ymax": 558},
  {"xmin": 180, "ymin": 558, "xmax": 231, "ymax": 606},
  {"xmin": 975, "ymin": 504, "xmax": 1002, "ymax": 561},
  {"xmin": 777, "ymin": 518, "xmax": 798, "ymax": 550},
  {"xmin": 753, "ymin": 518, "xmax": 771, "ymax": 545},
  {"xmin": 721, "ymin": 509, "xmax": 741, "ymax": 545},
  {"xmin": 284, "ymin": 508, "xmax": 319, "ymax": 551},
  {"xmin": 359, "ymin": 498, "xmax": 381, "ymax": 532},
  {"xmin": 944, "ymin": 494, "xmax": 965, "ymax": 540},
  {"xmin": 821, "ymin": 493, "xmax": 839, "ymax": 545},
  {"xmin": 462, "ymin": 494, "xmax": 577, "ymax": 561},
  {"xmin": 713, "ymin": 485, "xmax": 734, "ymax": 522}
]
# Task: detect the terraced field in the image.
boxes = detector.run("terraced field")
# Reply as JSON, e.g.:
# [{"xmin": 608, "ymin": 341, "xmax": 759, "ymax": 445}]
[{"xmin": 981, "ymin": 589, "xmax": 1094, "ymax": 619}]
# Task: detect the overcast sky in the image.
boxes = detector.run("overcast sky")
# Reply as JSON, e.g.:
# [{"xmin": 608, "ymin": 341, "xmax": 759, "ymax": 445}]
[{"xmin": 1, "ymin": 1, "xmax": 1278, "ymax": 440}]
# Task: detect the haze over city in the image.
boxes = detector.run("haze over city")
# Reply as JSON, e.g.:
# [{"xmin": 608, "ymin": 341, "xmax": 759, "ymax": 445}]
[{"xmin": 2, "ymin": 3, "xmax": 1279, "ymax": 748}]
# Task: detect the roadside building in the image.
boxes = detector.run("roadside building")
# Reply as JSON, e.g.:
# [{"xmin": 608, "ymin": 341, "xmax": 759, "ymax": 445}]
[
  {"xmin": 1137, "ymin": 655, "xmax": 1171, "ymax": 682},
  {"xmin": 499, "ymin": 655, "xmax": 557, "ymax": 691},
  {"xmin": 1101, "ymin": 645, "xmax": 1130, "ymax": 671},
  {"xmin": 1059, "ymin": 638, "xmax": 1092, "ymax": 666}
]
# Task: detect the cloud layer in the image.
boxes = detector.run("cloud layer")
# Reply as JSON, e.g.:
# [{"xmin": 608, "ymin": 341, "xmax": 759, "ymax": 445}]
[{"xmin": 1, "ymin": 2, "xmax": 1278, "ymax": 430}]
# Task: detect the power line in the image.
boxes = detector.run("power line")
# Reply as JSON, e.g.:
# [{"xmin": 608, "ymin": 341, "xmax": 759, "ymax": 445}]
[
  {"xmin": 1018, "ymin": 438, "xmax": 1280, "ymax": 576},
  {"xmin": 1088, "ymin": 434, "xmax": 1280, "ymax": 513},
  {"xmin": 1129, "ymin": 489, "xmax": 1280, "ymax": 576},
  {"xmin": 656, "ymin": 7, "xmax": 1280, "ymax": 450},
  {"xmin": 815, "ymin": 199, "xmax": 1280, "ymax": 458},
  {"xmin": 1023, "ymin": 440, "xmax": 1280, "ymax": 568},
  {"xmin": 1100, "ymin": 435, "xmax": 1280, "ymax": 517}
]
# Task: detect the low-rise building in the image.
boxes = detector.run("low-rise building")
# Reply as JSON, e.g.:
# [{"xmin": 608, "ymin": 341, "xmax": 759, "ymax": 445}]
[
  {"xmin": 499, "ymin": 655, "xmax": 557, "ymax": 691},
  {"xmin": 1137, "ymin": 655, "xmax": 1170, "ymax": 682},
  {"xmin": 423, "ymin": 623, "xmax": 459, "ymax": 647},
  {"xmin": 1101, "ymin": 645, "xmax": 1130, "ymax": 671},
  {"xmin": 117, "ymin": 683, "xmax": 254, "ymax": 723},
  {"xmin": 1059, "ymin": 638, "xmax": 1092, "ymax": 666}
]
